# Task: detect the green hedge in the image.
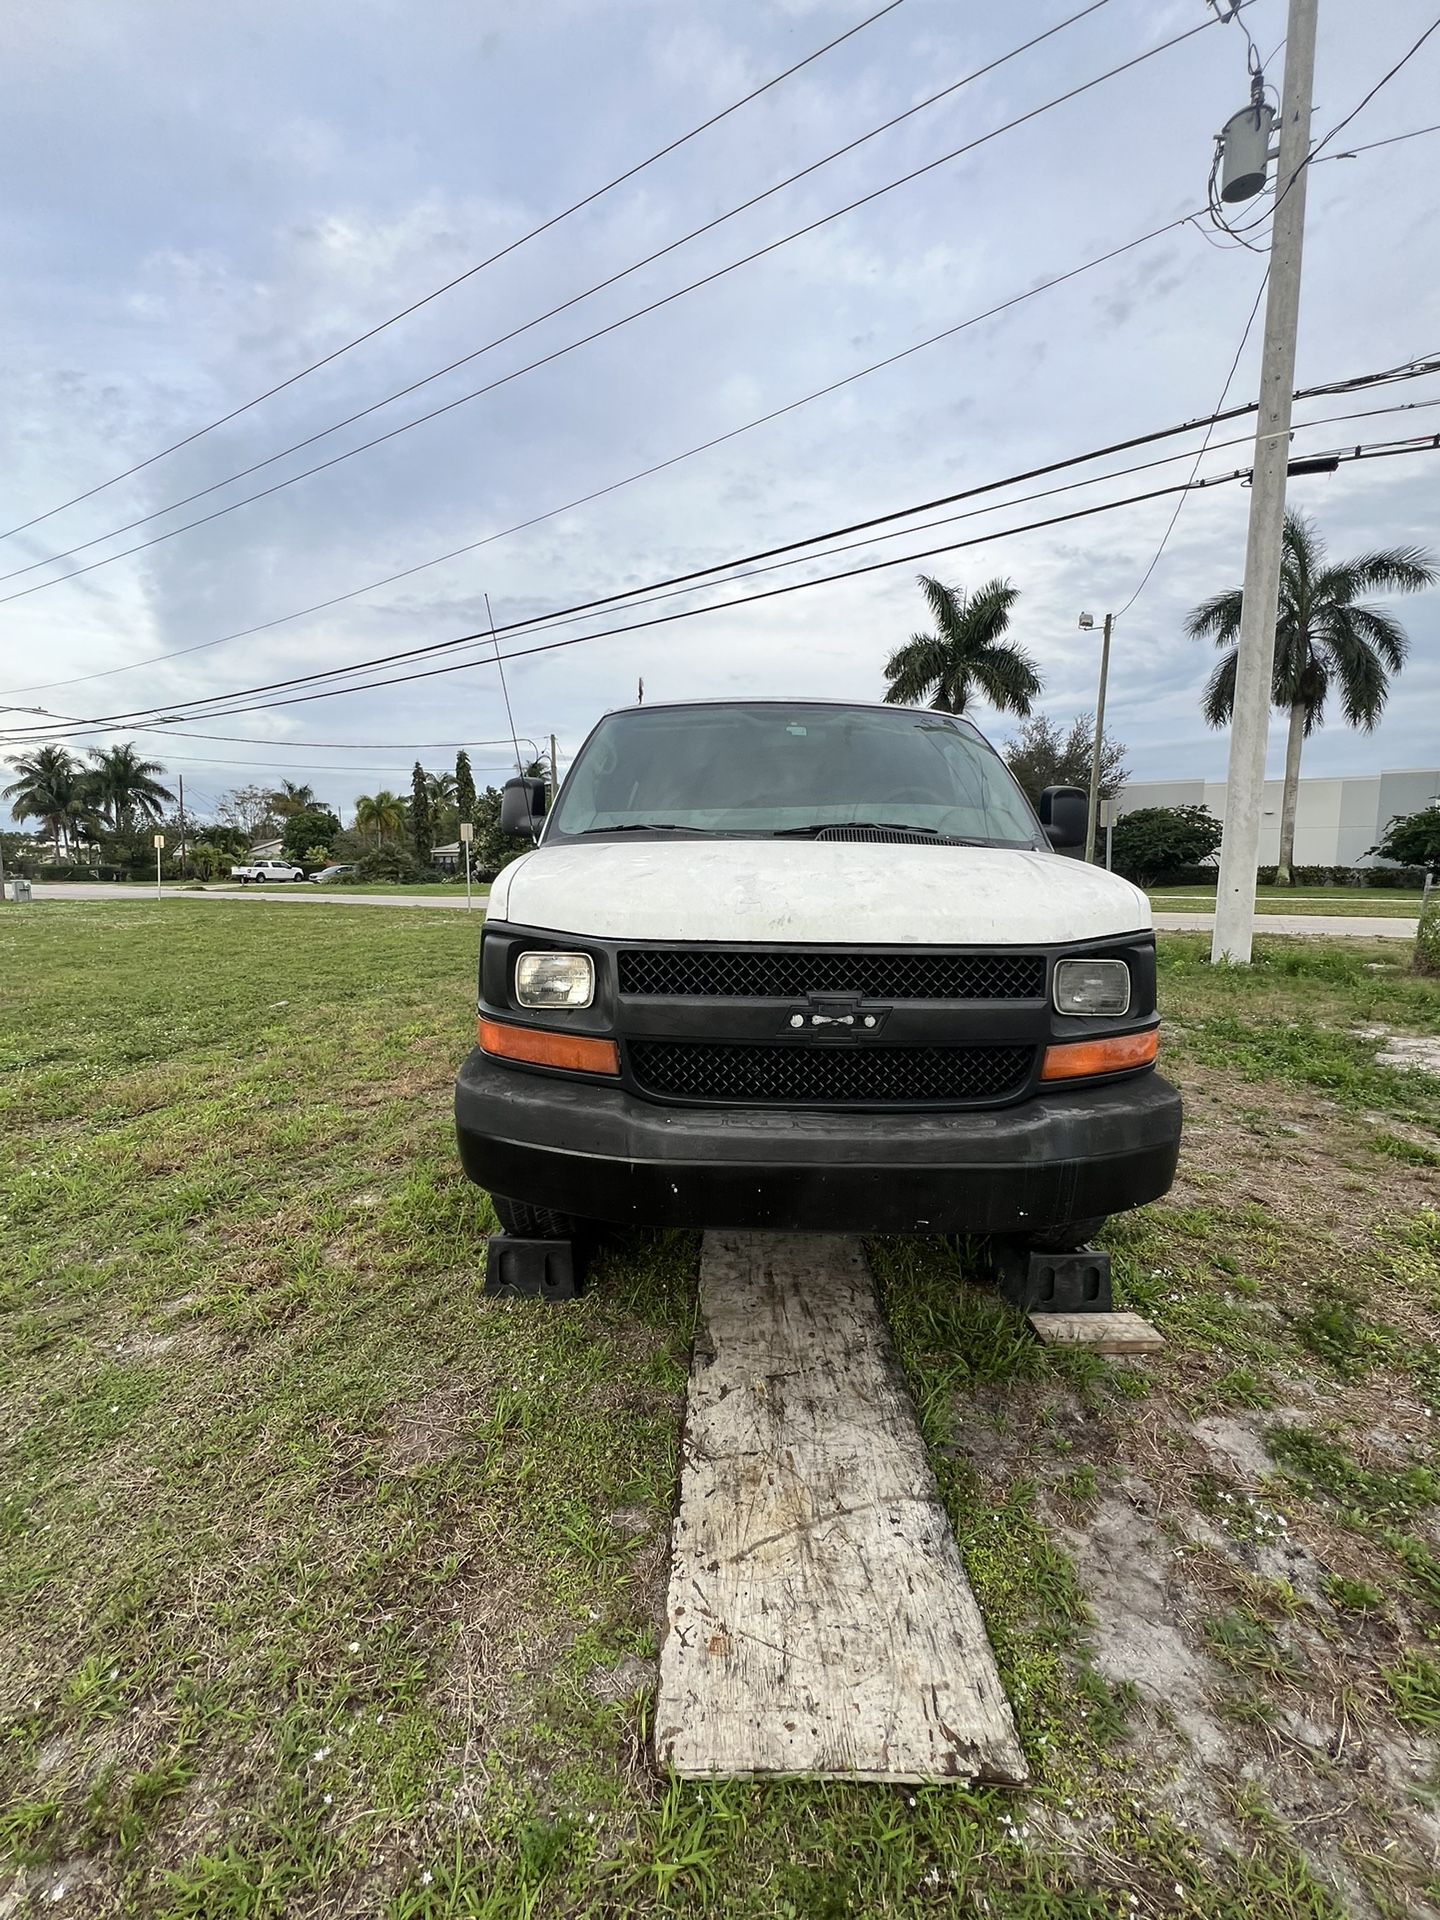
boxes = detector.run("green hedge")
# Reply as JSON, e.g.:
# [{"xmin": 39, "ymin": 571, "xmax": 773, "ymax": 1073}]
[{"xmin": 1255, "ymin": 865, "xmax": 1427, "ymax": 889}]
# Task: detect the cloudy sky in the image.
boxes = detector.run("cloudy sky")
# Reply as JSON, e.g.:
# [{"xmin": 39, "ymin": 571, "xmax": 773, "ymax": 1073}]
[{"xmin": 2, "ymin": 0, "xmax": 1437, "ymax": 824}]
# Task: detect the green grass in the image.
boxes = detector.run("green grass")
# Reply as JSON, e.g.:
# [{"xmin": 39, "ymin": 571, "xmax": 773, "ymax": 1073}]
[
  {"xmin": 1148, "ymin": 885, "xmax": 1422, "ymax": 919},
  {"xmin": 1155, "ymin": 935, "xmax": 1440, "ymax": 1123},
  {"xmin": 3, "ymin": 903, "xmax": 1439, "ymax": 1918}
]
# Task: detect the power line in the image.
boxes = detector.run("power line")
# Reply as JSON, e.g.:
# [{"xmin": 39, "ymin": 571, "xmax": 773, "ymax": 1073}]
[
  {"xmin": 18, "ymin": 432, "xmax": 1438, "ymax": 741},
  {"xmin": 14, "ymin": 351, "xmax": 1435, "ymax": 738},
  {"xmin": 0, "ymin": 208, "xmax": 1200, "ymax": 698},
  {"xmin": 0, "ymin": 0, "xmax": 908, "ymax": 544},
  {"xmin": 1115, "ymin": 269, "xmax": 1268, "ymax": 616},
  {"xmin": 143, "ymin": 750, "xmax": 519, "ymax": 776},
  {"xmin": 0, "ymin": 12, "xmax": 1220, "ymax": 607},
  {"xmin": 268, "ymin": 394, "xmax": 1432, "ymax": 680},
  {"xmin": 1307, "ymin": 16, "xmax": 1440, "ymax": 164},
  {"xmin": 0, "ymin": 1, "xmax": 1112, "ymax": 591},
  {"xmin": 140, "ymin": 436, "xmax": 1440, "ymax": 723},
  {"xmin": 1330, "ymin": 121, "xmax": 1440, "ymax": 158}
]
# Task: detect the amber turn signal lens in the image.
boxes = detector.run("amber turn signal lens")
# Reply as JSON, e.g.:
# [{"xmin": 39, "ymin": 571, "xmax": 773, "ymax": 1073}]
[
  {"xmin": 478, "ymin": 1017, "xmax": 620, "ymax": 1077},
  {"xmin": 1040, "ymin": 1027, "xmax": 1159, "ymax": 1082}
]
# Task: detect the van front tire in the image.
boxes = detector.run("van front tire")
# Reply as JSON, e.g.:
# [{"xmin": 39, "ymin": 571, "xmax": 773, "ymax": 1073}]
[
  {"xmin": 1026, "ymin": 1217, "xmax": 1108, "ymax": 1252},
  {"xmin": 492, "ymin": 1194, "xmax": 593, "ymax": 1241}
]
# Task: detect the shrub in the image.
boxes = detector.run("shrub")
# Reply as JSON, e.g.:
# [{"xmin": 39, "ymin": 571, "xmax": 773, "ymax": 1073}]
[
  {"xmin": 354, "ymin": 845, "xmax": 430, "ymax": 883},
  {"xmin": 1253, "ymin": 863, "xmax": 1428, "ymax": 889},
  {"xmin": 1111, "ymin": 805, "xmax": 1223, "ymax": 886},
  {"xmin": 1144, "ymin": 864, "xmax": 1221, "ymax": 889},
  {"xmin": 1369, "ymin": 803, "xmax": 1440, "ymax": 874}
]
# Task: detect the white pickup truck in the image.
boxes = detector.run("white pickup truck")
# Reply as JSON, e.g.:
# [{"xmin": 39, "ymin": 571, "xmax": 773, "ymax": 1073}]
[
  {"xmin": 229, "ymin": 858, "xmax": 307, "ymax": 884},
  {"xmin": 455, "ymin": 698, "xmax": 1180, "ymax": 1246}
]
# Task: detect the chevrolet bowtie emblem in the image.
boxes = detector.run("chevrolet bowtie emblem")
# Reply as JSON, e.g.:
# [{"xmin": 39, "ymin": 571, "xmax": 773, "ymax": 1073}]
[{"xmin": 780, "ymin": 995, "xmax": 890, "ymax": 1037}]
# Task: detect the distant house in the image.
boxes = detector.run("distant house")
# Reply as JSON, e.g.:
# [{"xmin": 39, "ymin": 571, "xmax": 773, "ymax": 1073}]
[
  {"xmin": 248, "ymin": 837, "xmax": 285, "ymax": 861},
  {"xmin": 433, "ymin": 841, "xmax": 461, "ymax": 872}
]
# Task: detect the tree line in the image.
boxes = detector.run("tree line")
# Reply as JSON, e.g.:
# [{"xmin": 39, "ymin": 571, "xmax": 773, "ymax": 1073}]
[{"xmin": 0, "ymin": 745, "xmax": 541, "ymax": 883}]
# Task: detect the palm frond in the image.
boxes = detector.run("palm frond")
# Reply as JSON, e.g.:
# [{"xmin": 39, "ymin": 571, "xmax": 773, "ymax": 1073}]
[
  {"xmin": 972, "ymin": 641, "xmax": 1042, "ymax": 717},
  {"xmin": 1202, "ymin": 650, "xmax": 1239, "ymax": 728},
  {"xmin": 1323, "ymin": 544, "xmax": 1438, "ymax": 601},
  {"xmin": 882, "ymin": 633, "xmax": 946, "ymax": 706},
  {"xmin": 1337, "ymin": 602, "xmax": 1408, "ymax": 672},
  {"xmin": 1184, "ymin": 588, "xmax": 1244, "ymax": 643}
]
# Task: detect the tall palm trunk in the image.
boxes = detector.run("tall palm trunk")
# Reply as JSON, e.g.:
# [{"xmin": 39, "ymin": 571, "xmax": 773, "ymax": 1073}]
[{"xmin": 1275, "ymin": 700, "xmax": 1307, "ymax": 886}]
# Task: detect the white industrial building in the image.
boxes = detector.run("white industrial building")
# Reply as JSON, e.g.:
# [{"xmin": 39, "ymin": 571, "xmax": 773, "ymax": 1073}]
[{"xmin": 1116, "ymin": 767, "xmax": 1440, "ymax": 868}]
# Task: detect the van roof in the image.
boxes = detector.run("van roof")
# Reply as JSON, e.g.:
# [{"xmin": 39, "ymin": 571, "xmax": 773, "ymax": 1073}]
[{"xmin": 604, "ymin": 698, "xmax": 982, "ymax": 730}]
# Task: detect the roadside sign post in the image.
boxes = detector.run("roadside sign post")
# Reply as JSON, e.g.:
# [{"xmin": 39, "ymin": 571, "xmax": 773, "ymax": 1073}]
[
  {"xmin": 459, "ymin": 820, "xmax": 474, "ymax": 910},
  {"xmin": 1099, "ymin": 799, "xmax": 1115, "ymax": 872},
  {"xmin": 153, "ymin": 833, "xmax": 165, "ymax": 900}
]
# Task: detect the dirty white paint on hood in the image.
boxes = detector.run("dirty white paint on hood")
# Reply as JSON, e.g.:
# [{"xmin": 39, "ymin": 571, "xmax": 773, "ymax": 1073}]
[{"xmin": 488, "ymin": 840, "xmax": 1150, "ymax": 945}]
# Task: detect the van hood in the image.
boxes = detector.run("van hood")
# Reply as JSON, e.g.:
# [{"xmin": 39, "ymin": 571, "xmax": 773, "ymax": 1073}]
[{"xmin": 489, "ymin": 839, "xmax": 1150, "ymax": 945}]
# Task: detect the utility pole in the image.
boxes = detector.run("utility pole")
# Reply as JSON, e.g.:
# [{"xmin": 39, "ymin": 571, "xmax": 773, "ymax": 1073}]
[
  {"xmin": 178, "ymin": 774, "xmax": 187, "ymax": 877},
  {"xmin": 1082, "ymin": 612, "xmax": 1113, "ymax": 865},
  {"xmin": 550, "ymin": 733, "xmax": 559, "ymax": 801},
  {"xmin": 1211, "ymin": 0, "xmax": 1317, "ymax": 964}
]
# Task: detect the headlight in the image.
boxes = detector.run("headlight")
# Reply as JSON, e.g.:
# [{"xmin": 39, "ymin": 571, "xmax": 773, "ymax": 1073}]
[
  {"xmin": 514, "ymin": 951, "xmax": 595, "ymax": 1009},
  {"xmin": 1054, "ymin": 957, "xmax": 1131, "ymax": 1017}
]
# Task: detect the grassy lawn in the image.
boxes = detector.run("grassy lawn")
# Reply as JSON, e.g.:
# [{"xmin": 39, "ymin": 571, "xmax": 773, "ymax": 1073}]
[
  {"xmin": 1149, "ymin": 886, "xmax": 1423, "ymax": 919},
  {"xmin": 3, "ymin": 906, "xmax": 1439, "ymax": 1918}
]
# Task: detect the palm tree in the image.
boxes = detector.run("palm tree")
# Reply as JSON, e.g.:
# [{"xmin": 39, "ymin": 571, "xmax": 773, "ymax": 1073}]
[
  {"xmin": 269, "ymin": 780, "xmax": 317, "ymax": 820},
  {"xmin": 354, "ymin": 790, "xmax": 406, "ymax": 845},
  {"xmin": 3, "ymin": 741, "xmax": 84, "ymax": 856},
  {"xmin": 1188, "ymin": 511, "xmax": 1435, "ymax": 883},
  {"xmin": 883, "ymin": 575, "xmax": 1041, "ymax": 717},
  {"xmin": 2, "ymin": 745, "xmax": 94, "ymax": 858},
  {"xmin": 85, "ymin": 742, "xmax": 175, "ymax": 829}
]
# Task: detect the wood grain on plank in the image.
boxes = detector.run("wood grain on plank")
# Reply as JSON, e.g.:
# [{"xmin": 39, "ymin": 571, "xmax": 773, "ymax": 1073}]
[
  {"xmin": 1028, "ymin": 1310, "xmax": 1164, "ymax": 1352},
  {"xmin": 656, "ymin": 1232, "xmax": 1026, "ymax": 1784}
]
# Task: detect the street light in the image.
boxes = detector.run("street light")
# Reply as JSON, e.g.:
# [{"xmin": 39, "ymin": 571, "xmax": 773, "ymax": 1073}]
[{"xmin": 1077, "ymin": 611, "xmax": 1113, "ymax": 865}]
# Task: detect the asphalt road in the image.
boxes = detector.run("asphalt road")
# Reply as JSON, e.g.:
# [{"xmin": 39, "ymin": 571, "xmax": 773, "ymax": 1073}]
[
  {"xmin": 23, "ymin": 882, "xmax": 488, "ymax": 910},
  {"xmin": 15, "ymin": 883, "xmax": 1418, "ymax": 938}
]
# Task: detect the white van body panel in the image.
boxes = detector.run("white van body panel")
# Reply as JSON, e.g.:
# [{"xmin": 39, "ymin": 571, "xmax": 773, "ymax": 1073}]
[{"xmin": 489, "ymin": 840, "xmax": 1150, "ymax": 945}]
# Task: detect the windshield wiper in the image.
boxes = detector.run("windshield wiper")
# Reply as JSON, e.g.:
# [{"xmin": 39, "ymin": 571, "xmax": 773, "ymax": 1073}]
[
  {"xmin": 578, "ymin": 823, "xmax": 707, "ymax": 834},
  {"xmin": 772, "ymin": 822, "xmax": 986, "ymax": 844}
]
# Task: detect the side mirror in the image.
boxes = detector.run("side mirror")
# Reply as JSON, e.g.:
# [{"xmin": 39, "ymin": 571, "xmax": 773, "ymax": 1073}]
[
  {"xmin": 1039, "ymin": 785, "xmax": 1088, "ymax": 853},
  {"xmin": 500, "ymin": 776, "xmax": 547, "ymax": 839}
]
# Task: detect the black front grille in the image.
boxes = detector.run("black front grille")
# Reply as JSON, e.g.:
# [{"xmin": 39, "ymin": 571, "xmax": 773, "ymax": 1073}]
[
  {"xmin": 617, "ymin": 947, "xmax": 1044, "ymax": 1001},
  {"xmin": 628, "ymin": 1040, "xmax": 1034, "ymax": 1106}
]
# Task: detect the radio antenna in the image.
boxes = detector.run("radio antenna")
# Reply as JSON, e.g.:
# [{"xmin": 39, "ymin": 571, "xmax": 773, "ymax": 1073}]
[{"xmin": 486, "ymin": 592, "xmax": 526, "ymax": 777}]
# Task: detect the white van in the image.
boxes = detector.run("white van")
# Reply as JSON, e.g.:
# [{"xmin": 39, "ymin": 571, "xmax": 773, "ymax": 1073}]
[{"xmin": 455, "ymin": 700, "xmax": 1180, "ymax": 1245}]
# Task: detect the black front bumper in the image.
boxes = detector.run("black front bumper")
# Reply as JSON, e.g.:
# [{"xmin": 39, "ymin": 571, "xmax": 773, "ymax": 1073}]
[{"xmin": 454, "ymin": 1049, "xmax": 1182, "ymax": 1234}]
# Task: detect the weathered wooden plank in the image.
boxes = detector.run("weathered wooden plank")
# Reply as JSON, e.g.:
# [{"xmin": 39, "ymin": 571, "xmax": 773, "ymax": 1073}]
[
  {"xmin": 656, "ymin": 1231, "xmax": 1026, "ymax": 1784},
  {"xmin": 1028, "ymin": 1310, "xmax": 1165, "ymax": 1353}
]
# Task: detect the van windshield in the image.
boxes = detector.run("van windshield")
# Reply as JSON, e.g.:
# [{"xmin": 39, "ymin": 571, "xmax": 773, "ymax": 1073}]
[{"xmin": 546, "ymin": 704, "xmax": 1042, "ymax": 845}]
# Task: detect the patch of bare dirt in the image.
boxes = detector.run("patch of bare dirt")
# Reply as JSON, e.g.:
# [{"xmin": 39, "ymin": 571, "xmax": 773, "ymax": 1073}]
[
  {"xmin": 380, "ymin": 1379, "xmax": 492, "ymax": 1473},
  {"xmin": 584, "ymin": 1653, "xmax": 658, "ymax": 1705},
  {"xmin": 952, "ymin": 1362, "xmax": 1440, "ymax": 1913},
  {"xmin": 1169, "ymin": 1061, "xmax": 1439, "ymax": 1249},
  {"xmin": 438, "ymin": 1570, "xmax": 578, "ymax": 1816}
]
